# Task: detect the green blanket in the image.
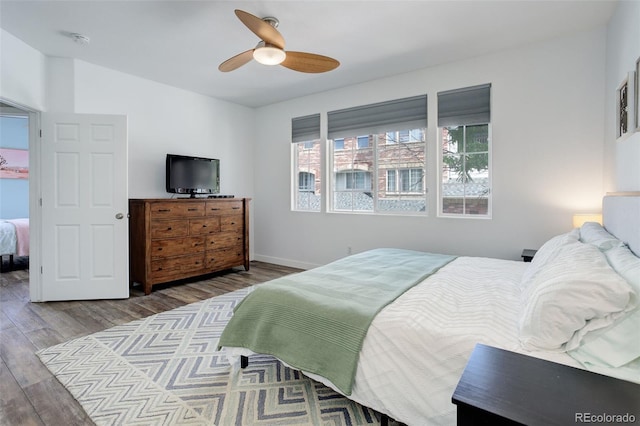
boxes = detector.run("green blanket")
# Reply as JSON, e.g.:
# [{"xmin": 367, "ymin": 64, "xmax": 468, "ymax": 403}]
[{"xmin": 218, "ymin": 248, "xmax": 455, "ymax": 395}]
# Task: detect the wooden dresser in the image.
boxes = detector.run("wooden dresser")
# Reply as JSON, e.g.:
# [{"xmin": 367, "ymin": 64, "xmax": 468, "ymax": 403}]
[{"xmin": 129, "ymin": 198, "xmax": 250, "ymax": 295}]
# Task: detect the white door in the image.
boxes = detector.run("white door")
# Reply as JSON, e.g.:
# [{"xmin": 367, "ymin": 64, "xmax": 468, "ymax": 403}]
[{"xmin": 39, "ymin": 113, "xmax": 128, "ymax": 301}]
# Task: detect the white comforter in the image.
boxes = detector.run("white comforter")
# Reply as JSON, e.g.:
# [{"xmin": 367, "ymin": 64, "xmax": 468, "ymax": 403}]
[
  {"xmin": 229, "ymin": 256, "xmax": 581, "ymax": 425},
  {"xmin": 312, "ymin": 256, "xmax": 580, "ymax": 425}
]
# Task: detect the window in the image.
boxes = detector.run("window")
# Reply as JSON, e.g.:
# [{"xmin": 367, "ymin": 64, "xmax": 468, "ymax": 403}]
[
  {"xmin": 438, "ymin": 84, "xmax": 491, "ymax": 217},
  {"xmin": 387, "ymin": 168, "xmax": 424, "ymax": 193},
  {"xmin": 386, "ymin": 129, "xmax": 424, "ymax": 144},
  {"xmin": 328, "ymin": 95, "xmax": 427, "ymax": 213},
  {"xmin": 357, "ymin": 136, "xmax": 369, "ymax": 149},
  {"xmin": 292, "ymin": 114, "xmax": 321, "ymax": 212},
  {"xmin": 298, "ymin": 172, "xmax": 315, "ymax": 192},
  {"xmin": 336, "ymin": 170, "xmax": 371, "ymax": 190}
]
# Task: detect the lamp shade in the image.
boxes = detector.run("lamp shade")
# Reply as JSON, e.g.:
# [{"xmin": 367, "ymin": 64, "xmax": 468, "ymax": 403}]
[
  {"xmin": 253, "ymin": 46, "xmax": 286, "ymax": 65},
  {"xmin": 572, "ymin": 213, "xmax": 603, "ymax": 228}
]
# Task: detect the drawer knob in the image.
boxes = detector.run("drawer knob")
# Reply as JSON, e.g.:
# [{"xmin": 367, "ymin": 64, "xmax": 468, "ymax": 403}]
[
  {"xmin": 159, "ymin": 209, "xmax": 170, "ymax": 212},
  {"xmin": 232, "ymin": 207, "xmax": 240, "ymax": 210}
]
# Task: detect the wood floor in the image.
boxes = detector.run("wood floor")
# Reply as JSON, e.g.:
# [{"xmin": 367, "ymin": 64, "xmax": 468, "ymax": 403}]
[{"xmin": 0, "ymin": 258, "xmax": 301, "ymax": 426}]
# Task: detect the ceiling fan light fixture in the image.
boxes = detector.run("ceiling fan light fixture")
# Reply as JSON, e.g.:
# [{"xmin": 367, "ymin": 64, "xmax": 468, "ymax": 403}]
[
  {"xmin": 253, "ymin": 44, "xmax": 286, "ymax": 65},
  {"xmin": 219, "ymin": 10, "xmax": 339, "ymax": 73}
]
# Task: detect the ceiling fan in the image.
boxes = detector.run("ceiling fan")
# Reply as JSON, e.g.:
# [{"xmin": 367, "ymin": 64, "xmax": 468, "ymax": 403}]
[{"xmin": 218, "ymin": 9, "xmax": 340, "ymax": 74}]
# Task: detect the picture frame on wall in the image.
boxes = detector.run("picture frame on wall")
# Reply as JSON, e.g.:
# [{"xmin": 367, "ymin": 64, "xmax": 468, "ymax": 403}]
[
  {"xmin": 636, "ymin": 57, "xmax": 639, "ymax": 132},
  {"xmin": 617, "ymin": 75, "xmax": 629, "ymax": 139},
  {"xmin": 0, "ymin": 148, "xmax": 29, "ymax": 179}
]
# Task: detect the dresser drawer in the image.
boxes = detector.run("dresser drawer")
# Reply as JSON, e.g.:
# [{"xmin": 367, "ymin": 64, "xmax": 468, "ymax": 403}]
[
  {"xmin": 151, "ymin": 202, "xmax": 205, "ymax": 219},
  {"xmin": 150, "ymin": 220, "xmax": 189, "ymax": 238},
  {"xmin": 205, "ymin": 200, "xmax": 243, "ymax": 215},
  {"xmin": 150, "ymin": 254, "xmax": 205, "ymax": 279},
  {"xmin": 150, "ymin": 236, "xmax": 206, "ymax": 259},
  {"xmin": 189, "ymin": 217, "xmax": 221, "ymax": 234},
  {"xmin": 206, "ymin": 232, "xmax": 243, "ymax": 250},
  {"xmin": 205, "ymin": 248, "xmax": 244, "ymax": 270},
  {"xmin": 220, "ymin": 215, "xmax": 243, "ymax": 232}
]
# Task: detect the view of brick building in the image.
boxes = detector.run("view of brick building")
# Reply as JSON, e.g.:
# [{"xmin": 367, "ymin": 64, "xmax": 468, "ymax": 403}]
[
  {"xmin": 294, "ymin": 125, "xmax": 489, "ymax": 215},
  {"xmin": 295, "ymin": 130, "xmax": 426, "ymax": 212}
]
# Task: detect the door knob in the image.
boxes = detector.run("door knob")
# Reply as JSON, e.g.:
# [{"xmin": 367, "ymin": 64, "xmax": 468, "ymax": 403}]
[{"xmin": 115, "ymin": 213, "xmax": 124, "ymax": 219}]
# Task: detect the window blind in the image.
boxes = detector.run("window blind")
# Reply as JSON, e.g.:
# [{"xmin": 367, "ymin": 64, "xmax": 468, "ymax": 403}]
[
  {"xmin": 327, "ymin": 95, "xmax": 427, "ymax": 140},
  {"xmin": 437, "ymin": 84, "xmax": 491, "ymax": 127},
  {"xmin": 291, "ymin": 113, "xmax": 321, "ymax": 142}
]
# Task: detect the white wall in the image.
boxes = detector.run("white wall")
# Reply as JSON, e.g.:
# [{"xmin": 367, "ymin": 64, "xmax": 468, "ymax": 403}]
[
  {"xmin": 1, "ymin": 37, "xmax": 256, "ymax": 200},
  {"xmin": 604, "ymin": 0, "xmax": 640, "ymax": 192},
  {"xmin": 0, "ymin": 29, "xmax": 46, "ymax": 110},
  {"xmin": 72, "ymin": 60, "xmax": 256, "ymax": 200},
  {"xmin": 69, "ymin": 60, "xmax": 257, "ymax": 257},
  {"xmin": 254, "ymin": 28, "xmax": 607, "ymax": 268}
]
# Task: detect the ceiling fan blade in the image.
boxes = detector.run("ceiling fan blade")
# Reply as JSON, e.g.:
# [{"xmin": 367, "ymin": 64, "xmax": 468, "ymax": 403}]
[
  {"xmin": 281, "ymin": 51, "xmax": 340, "ymax": 73},
  {"xmin": 218, "ymin": 49, "xmax": 254, "ymax": 72},
  {"xmin": 235, "ymin": 9, "xmax": 285, "ymax": 50}
]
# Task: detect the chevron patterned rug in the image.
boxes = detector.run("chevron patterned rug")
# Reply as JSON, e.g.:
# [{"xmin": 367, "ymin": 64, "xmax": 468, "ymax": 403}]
[{"xmin": 37, "ymin": 287, "xmax": 389, "ymax": 426}]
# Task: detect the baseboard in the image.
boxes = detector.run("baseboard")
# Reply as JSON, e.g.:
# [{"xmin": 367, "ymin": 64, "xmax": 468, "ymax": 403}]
[{"xmin": 253, "ymin": 254, "xmax": 319, "ymax": 271}]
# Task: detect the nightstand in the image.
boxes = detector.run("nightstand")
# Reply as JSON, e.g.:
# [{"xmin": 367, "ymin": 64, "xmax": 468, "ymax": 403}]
[
  {"xmin": 452, "ymin": 344, "xmax": 640, "ymax": 425},
  {"xmin": 521, "ymin": 249, "xmax": 537, "ymax": 262}
]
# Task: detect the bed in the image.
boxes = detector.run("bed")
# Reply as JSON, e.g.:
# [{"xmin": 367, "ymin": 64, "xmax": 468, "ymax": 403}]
[
  {"xmin": 218, "ymin": 193, "xmax": 640, "ymax": 425},
  {"xmin": 0, "ymin": 218, "xmax": 29, "ymax": 271}
]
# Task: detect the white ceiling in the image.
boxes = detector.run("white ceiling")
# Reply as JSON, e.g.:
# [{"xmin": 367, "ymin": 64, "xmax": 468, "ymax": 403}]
[{"xmin": 1, "ymin": 1, "xmax": 617, "ymax": 108}]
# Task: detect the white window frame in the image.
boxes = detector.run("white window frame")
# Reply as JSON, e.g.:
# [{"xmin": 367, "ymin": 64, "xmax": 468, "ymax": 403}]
[
  {"xmin": 329, "ymin": 132, "xmax": 427, "ymax": 215},
  {"xmin": 437, "ymin": 124, "xmax": 492, "ymax": 218},
  {"xmin": 298, "ymin": 171, "xmax": 315, "ymax": 192},
  {"xmin": 386, "ymin": 168, "xmax": 424, "ymax": 194},
  {"xmin": 292, "ymin": 139, "xmax": 322, "ymax": 212},
  {"xmin": 335, "ymin": 170, "xmax": 372, "ymax": 191}
]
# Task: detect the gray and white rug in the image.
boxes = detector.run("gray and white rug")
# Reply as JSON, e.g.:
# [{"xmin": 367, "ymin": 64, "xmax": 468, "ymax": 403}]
[{"xmin": 37, "ymin": 287, "xmax": 386, "ymax": 425}]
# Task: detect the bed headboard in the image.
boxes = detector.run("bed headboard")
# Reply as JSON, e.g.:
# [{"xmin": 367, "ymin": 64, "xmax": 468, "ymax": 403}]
[{"xmin": 603, "ymin": 192, "xmax": 640, "ymax": 257}]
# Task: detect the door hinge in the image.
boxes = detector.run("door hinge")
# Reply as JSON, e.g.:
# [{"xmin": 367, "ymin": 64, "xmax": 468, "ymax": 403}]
[
  {"xmin": 41, "ymin": 266, "xmax": 43, "ymax": 274},
  {"xmin": 39, "ymin": 198, "xmax": 42, "ymax": 206},
  {"xmin": 39, "ymin": 129, "xmax": 42, "ymax": 138}
]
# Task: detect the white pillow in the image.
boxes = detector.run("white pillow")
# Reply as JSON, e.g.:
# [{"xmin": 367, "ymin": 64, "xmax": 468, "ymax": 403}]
[
  {"xmin": 519, "ymin": 240, "xmax": 636, "ymax": 352},
  {"xmin": 579, "ymin": 222, "xmax": 624, "ymax": 251},
  {"xmin": 520, "ymin": 229, "xmax": 579, "ymax": 289},
  {"xmin": 605, "ymin": 244, "xmax": 640, "ymax": 294},
  {"xmin": 568, "ymin": 245, "xmax": 640, "ymax": 367}
]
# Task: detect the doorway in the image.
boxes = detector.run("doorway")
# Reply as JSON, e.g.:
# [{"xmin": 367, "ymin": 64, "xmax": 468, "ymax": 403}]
[{"xmin": 0, "ymin": 99, "xmax": 41, "ymax": 296}]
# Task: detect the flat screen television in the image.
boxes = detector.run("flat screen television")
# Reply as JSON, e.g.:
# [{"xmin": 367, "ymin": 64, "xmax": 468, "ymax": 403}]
[{"xmin": 166, "ymin": 154, "xmax": 220, "ymax": 197}]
